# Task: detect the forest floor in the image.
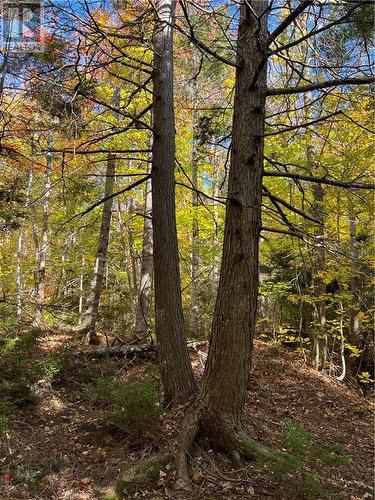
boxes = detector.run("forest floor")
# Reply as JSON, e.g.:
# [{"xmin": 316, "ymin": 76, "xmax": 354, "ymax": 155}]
[{"xmin": 0, "ymin": 331, "xmax": 373, "ymax": 500}]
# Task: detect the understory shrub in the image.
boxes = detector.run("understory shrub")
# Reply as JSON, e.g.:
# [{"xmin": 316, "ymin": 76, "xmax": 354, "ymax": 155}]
[
  {"xmin": 84, "ymin": 378, "xmax": 162, "ymax": 446},
  {"xmin": 0, "ymin": 328, "xmax": 44, "ymax": 408},
  {"xmin": 244, "ymin": 419, "xmax": 349, "ymax": 499}
]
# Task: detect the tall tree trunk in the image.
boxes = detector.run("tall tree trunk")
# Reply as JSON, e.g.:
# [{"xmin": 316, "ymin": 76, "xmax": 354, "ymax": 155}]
[
  {"xmin": 16, "ymin": 168, "xmax": 33, "ymax": 317},
  {"xmin": 177, "ymin": 3, "xmax": 268, "ymax": 484},
  {"xmin": 151, "ymin": 0, "xmax": 197, "ymax": 404},
  {"xmin": 190, "ymin": 139, "xmax": 200, "ymax": 336},
  {"xmin": 35, "ymin": 142, "xmax": 52, "ymax": 327},
  {"xmin": 311, "ymin": 183, "xmax": 326, "ymax": 370},
  {"xmin": 348, "ymin": 200, "xmax": 360, "ymax": 342},
  {"xmin": 347, "ymin": 198, "xmax": 361, "ymax": 373},
  {"xmin": 212, "ymin": 148, "xmax": 220, "ymax": 296},
  {"xmin": 79, "ymin": 154, "xmax": 115, "ymax": 342},
  {"xmin": 134, "ymin": 176, "xmax": 153, "ymax": 341},
  {"xmin": 127, "ymin": 199, "xmax": 138, "ymax": 301},
  {"xmin": 79, "ymin": 87, "xmax": 120, "ymax": 341},
  {"xmin": 78, "ymin": 255, "xmax": 85, "ymax": 324},
  {"xmin": 190, "ymin": 51, "xmax": 200, "ymax": 336}
]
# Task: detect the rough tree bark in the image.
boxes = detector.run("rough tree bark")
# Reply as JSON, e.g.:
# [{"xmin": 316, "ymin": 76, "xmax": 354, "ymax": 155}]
[
  {"xmin": 177, "ymin": 1, "xmax": 268, "ymax": 487},
  {"xmin": 151, "ymin": 0, "xmax": 197, "ymax": 404},
  {"xmin": 134, "ymin": 176, "xmax": 153, "ymax": 341},
  {"xmin": 78, "ymin": 154, "xmax": 115, "ymax": 342}
]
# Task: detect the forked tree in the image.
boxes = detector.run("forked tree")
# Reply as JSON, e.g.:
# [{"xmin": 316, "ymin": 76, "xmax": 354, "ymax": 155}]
[{"xmin": 174, "ymin": 0, "xmax": 374, "ymax": 487}]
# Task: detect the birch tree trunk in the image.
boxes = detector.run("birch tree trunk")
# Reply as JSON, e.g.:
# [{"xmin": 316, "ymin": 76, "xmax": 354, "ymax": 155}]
[
  {"xmin": 34, "ymin": 144, "xmax": 52, "ymax": 327},
  {"xmin": 347, "ymin": 199, "xmax": 361, "ymax": 374},
  {"xmin": 177, "ymin": 4, "xmax": 268, "ymax": 483},
  {"xmin": 151, "ymin": 0, "xmax": 197, "ymax": 404},
  {"xmin": 78, "ymin": 255, "xmax": 85, "ymax": 324},
  {"xmin": 134, "ymin": 176, "xmax": 153, "ymax": 341},
  {"xmin": 348, "ymin": 200, "xmax": 360, "ymax": 343},
  {"xmin": 311, "ymin": 183, "xmax": 326, "ymax": 370},
  {"xmin": 79, "ymin": 154, "xmax": 115, "ymax": 342},
  {"xmin": 16, "ymin": 168, "xmax": 33, "ymax": 317}
]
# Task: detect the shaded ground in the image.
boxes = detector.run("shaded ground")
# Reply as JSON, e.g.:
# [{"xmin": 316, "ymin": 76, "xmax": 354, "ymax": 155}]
[{"xmin": 0, "ymin": 333, "xmax": 373, "ymax": 499}]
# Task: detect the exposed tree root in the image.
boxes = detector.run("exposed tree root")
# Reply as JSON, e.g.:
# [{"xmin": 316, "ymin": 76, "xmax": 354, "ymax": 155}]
[
  {"xmin": 175, "ymin": 410, "xmax": 200, "ymax": 491},
  {"xmin": 175, "ymin": 406, "xmax": 272, "ymax": 491},
  {"xmin": 104, "ymin": 450, "xmax": 173, "ymax": 499}
]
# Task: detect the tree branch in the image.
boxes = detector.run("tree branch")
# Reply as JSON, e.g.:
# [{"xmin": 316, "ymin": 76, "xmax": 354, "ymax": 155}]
[
  {"xmin": 262, "ymin": 189, "xmax": 322, "ymax": 224},
  {"xmin": 60, "ymin": 175, "xmax": 151, "ymax": 227},
  {"xmin": 261, "ymin": 226, "xmax": 303, "ymax": 238},
  {"xmin": 263, "ymin": 171, "xmax": 375, "ymax": 190},
  {"xmin": 267, "ymin": 1, "xmax": 313, "ymax": 47},
  {"xmin": 264, "ymin": 111, "xmax": 341, "ymax": 136},
  {"xmin": 267, "ymin": 76, "xmax": 374, "ymax": 96}
]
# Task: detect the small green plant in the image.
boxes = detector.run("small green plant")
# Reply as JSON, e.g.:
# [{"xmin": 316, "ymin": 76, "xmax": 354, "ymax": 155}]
[
  {"xmin": 247, "ymin": 420, "xmax": 349, "ymax": 498},
  {"xmin": 0, "ymin": 328, "xmax": 45, "ymax": 410},
  {"xmin": 15, "ymin": 465, "xmax": 41, "ymax": 486},
  {"xmin": 84, "ymin": 378, "xmax": 162, "ymax": 446},
  {"xmin": 358, "ymin": 371, "xmax": 374, "ymax": 384}
]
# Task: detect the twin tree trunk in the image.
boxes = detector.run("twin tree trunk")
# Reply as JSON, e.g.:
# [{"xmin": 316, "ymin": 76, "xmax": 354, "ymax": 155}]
[
  {"xmin": 196, "ymin": 0, "xmax": 267, "ymax": 436},
  {"xmin": 151, "ymin": 0, "xmax": 197, "ymax": 404},
  {"xmin": 177, "ymin": 3, "xmax": 268, "ymax": 475}
]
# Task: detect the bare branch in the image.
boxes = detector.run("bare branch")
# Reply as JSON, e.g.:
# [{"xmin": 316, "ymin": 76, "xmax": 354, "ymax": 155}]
[
  {"xmin": 267, "ymin": 76, "xmax": 374, "ymax": 96},
  {"xmin": 267, "ymin": 1, "xmax": 313, "ymax": 47},
  {"xmin": 263, "ymin": 171, "xmax": 375, "ymax": 190}
]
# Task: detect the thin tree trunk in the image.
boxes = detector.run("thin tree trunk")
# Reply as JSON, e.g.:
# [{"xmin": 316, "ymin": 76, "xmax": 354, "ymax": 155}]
[
  {"xmin": 190, "ymin": 51, "xmax": 200, "ymax": 336},
  {"xmin": 337, "ymin": 300, "xmax": 346, "ymax": 381},
  {"xmin": 212, "ymin": 148, "xmax": 220, "ymax": 292},
  {"xmin": 190, "ymin": 144, "xmax": 199, "ymax": 336},
  {"xmin": 311, "ymin": 183, "xmax": 326, "ymax": 370},
  {"xmin": 16, "ymin": 168, "xmax": 33, "ymax": 317},
  {"xmin": 127, "ymin": 199, "xmax": 138, "ymax": 301},
  {"xmin": 177, "ymin": 4, "xmax": 268, "ymax": 486},
  {"xmin": 78, "ymin": 256, "xmax": 85, "ymax": 324},
  {"xmin": 35, "ymin": 141, "xmax": 52, "ymax": 327},
  {"xmin": 134, "ymin": 176, "xmax": 153, "ymax": 341},
  {"xmin": 79, "ymin": 87, "xmax": 120, "ymax": 341},
  {"xmin": 348, "ymin": 200, "xmax": 360, "ymax": 344},
  {"xmin": 79, "ymin": 154, "xmax": 115, "ymax": 342},
  {"xmin": 151, "ymin": 0, "xmax": 197, "ymax": 404}
]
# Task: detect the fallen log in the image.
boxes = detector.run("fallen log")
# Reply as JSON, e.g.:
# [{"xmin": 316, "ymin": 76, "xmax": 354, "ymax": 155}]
[{"xmin": 80, "ymin": 340, "xmax": 207, "ymax": 358}]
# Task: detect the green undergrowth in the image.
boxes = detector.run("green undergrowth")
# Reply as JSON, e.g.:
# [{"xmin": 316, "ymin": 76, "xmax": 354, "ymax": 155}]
[
  {"xmin": 0, "ymin": 328, "xmax": 44, "ymax": 409},
  {"xmin": 83, "ymin": 377, "xmax": 163, "ymax": 446},
  {"xmin": 242, "ymin": 419, "xmax": 349, "ymax": 498}
]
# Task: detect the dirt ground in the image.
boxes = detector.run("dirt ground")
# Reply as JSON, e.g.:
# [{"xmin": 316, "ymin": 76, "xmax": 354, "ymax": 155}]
[{"xmin": 0, "ymin": 334, "xmax": 373, "ymax": 500}]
